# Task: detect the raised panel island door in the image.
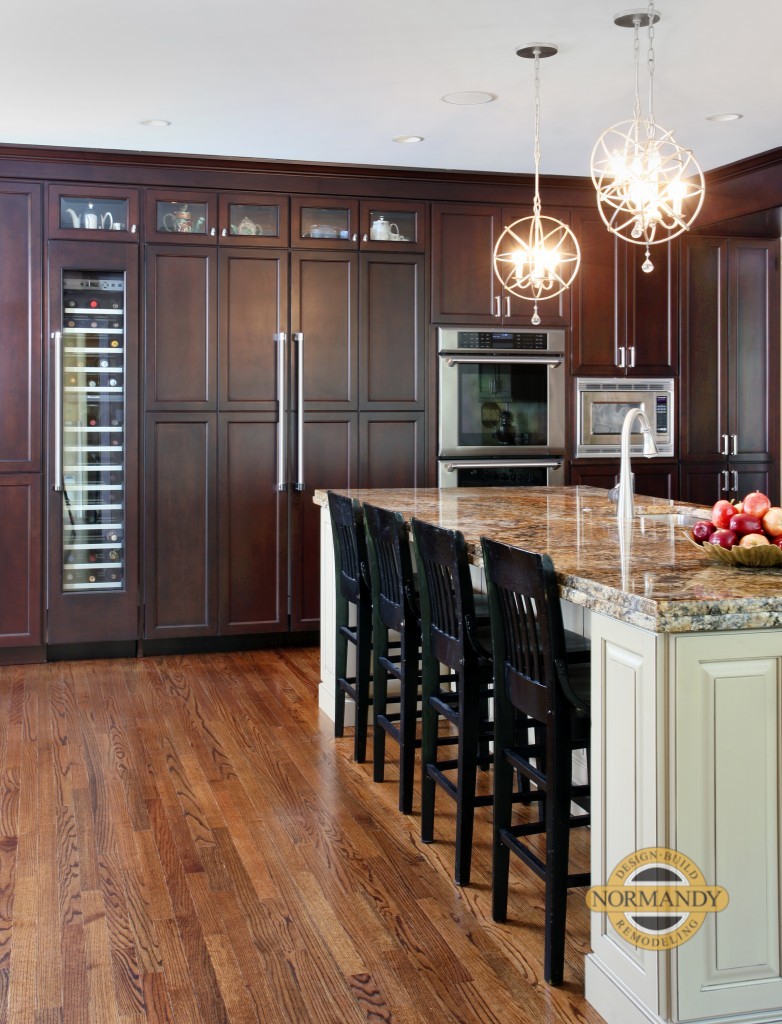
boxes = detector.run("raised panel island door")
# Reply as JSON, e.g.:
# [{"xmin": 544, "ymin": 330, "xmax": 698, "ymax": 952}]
[
  {"xmin": 145, "ymin": 246, "xmax": 217, "ymax": 410},
  {"xmin": 359, "ymin": 252, "xmax": 424, "ymax": 409},
  {"xmin": 144, "ymin": 413, "xmax": 217, "ymax": 638},
  {"xmin": 218, "ymin": 414, "xmax": 286, "ymax": 634},
  {"xmin": 218, "ymin": 249, "xmax": 288, "ymax": 410},
  {"xmin": 291, "ymin": 251, "xmax": 358, "ymax": 410},
  {"xmin": 289, "ymin": 413, "xmax": 358, "ymax": 633}
]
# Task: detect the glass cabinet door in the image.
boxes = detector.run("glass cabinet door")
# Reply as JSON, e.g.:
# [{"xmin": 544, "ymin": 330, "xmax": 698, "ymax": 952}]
[
  {"xmin": 291, "ymin": 196, "xmax": 359, "ymax": 246},
  {"xmin": 360, "ymin": 201, "xmax": 427, "ymax": 251},
  {"xmin": 145, "ymin": 190, "xmax": 218, "ymax": 244},
  {"xmin": 59, "ymin": 271, "xmax": 127, "ymax": 592},
  {"xmin": 218, "ymin": 192, "xmax": 289, "ymax": 246},
  {"xmin": 47, "ymin": 184, "xmax": 140, "ymax": 240}
]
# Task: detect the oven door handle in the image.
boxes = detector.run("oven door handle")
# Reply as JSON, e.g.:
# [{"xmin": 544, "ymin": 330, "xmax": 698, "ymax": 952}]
[
  {"xmin": 441, "ymin": 459, "xmax": 563, "ymax": 472},
  {"xmin": 442, "ymin": 354, "xmax": 563, "ymax": 367}
]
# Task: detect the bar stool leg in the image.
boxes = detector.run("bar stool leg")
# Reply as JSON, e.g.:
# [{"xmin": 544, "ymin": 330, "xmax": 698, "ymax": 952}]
[
  {"xmin": 334, "ymin": 592, "xmax": 348, "ymax": 739},
  {"xmin": 353, "ymin": 597, "xmax": 373, "ymax": 763},
  {"xmin": 419, "ymin": 648, "xmax": 439, "ymax": 844},
  {"xmin": 397, "ymin": 625, "xmax": 419, "ymax": 814},
  {"xmin": 454, "ymin": 683, "xmax": 478, "ymax": 887}
]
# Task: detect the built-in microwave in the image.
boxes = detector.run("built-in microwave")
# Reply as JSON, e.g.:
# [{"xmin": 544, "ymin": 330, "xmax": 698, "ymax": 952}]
[{"xmin": 576, "ymin": 378, "xmax": 674, "ymax": 457}]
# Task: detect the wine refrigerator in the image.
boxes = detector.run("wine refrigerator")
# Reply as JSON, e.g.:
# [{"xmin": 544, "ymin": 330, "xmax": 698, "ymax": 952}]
[{"xmin": 46, "ymin": 242, "xmax": 139, "ymax": 645}]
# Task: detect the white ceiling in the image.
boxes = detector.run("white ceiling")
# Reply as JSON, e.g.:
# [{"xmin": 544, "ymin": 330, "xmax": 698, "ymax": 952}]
[{"xmin": 3, "ymin": 0, "xmax": 780, "ymax": 178}]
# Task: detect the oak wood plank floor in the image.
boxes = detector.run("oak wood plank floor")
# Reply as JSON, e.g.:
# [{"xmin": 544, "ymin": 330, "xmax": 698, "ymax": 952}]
[{"xmin": 0, "ymin": 649, "xmax": 603, "ymax": 1024}]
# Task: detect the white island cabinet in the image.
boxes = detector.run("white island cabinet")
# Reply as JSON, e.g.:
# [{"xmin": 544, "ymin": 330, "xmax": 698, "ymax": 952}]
[{"xmin": 314, "ymin": 485, "xmax": 782, "ymax": 1024}]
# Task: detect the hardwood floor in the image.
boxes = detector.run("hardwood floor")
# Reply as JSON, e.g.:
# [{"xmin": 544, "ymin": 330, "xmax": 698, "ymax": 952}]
[{"xmin": 0, "ymin": 648, "xmax": 602, "ymax": 1023}]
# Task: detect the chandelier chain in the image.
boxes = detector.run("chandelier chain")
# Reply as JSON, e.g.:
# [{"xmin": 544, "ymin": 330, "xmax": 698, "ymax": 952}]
[
  {"xmin": 647, "ymin": 0, "xmax": 656, "ymax": 130},
  {"xmin": 632, "ymin": 19, "xmax": 641, "ymax": 124},
  {"xmin": 532, "ymin": 48, "xmax": 542, "ymax": 214}
]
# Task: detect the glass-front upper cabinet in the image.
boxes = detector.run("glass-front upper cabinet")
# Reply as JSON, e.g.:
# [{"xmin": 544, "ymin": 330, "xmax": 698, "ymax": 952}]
[
  {"xmin": 145, "ymin": 189, "xmax": 218, "ymax": 244},
  {"xmin": 359, "ymin": 200, "xmax": 427, "ymax": 252},
  {"xmin": 218, "ymin": 192, "xmax": 289, "ymax": 246},
  {"xmin": 58, "ymin": 271, "xmax": 128, "ymax": 593},
  {"xmin": 48, "ymin": 184, "xmax": 140, "ymax": 241},
  {"xmin": 291, "ymin": 196, "xmax": 360, "ymax": 247}
]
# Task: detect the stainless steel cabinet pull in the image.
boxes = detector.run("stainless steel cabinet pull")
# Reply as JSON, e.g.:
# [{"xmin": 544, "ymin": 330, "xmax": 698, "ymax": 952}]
[
  {"xmin": 362, "ymin": 234, "xmax": 368, "ymax": 242},
  {"xmin": 721, "ymin": 470, "xmax": 730, "ymax": 492},
  {"xmin": 210, "ymin": 227, "xmax": 216, "ymax": 236},
  {"xmin": 352, "ymin": 233, "xmax": 358, "ymax": 242},
  {"xmin": 731, "ymin": 470, "xmax": 739, "ymax": 492},
  {"xmin": 494, "ymin": 296, "xmax": 501, "ymax": 317},
  {"xmin": 221, "ymin": 228, "xmax": 227, "ymax": 237},
  {"xmin": 628, "ymin": 345, "xmax": 636, "ymax": 368},
  {"xmin": 294, "ymin": 332, "xmax": 305, "ymax": 492},
  {"xmin": 721, "ymin": 433, "xmax": 729, "ymax": 456},
  {"xmin": 130, "ymin": 224, "xmax": 137, "ymax": 233},
  {"xmin": 52, "ymin": 332, "xmax": 63, "ymax": 492},
  {"xmin": 505, "ymin": 295, "xmax": 511, "ymax": 318},
  {"xmin": 275, "ymin": 333, "xmax": 287, "ymax": 491},
  {"xmin": 617, "ymin": 346, "xmax": 626, "ymax": 368},
  {"xmin": 731, "ymin": 434, "xmax": 738, "ymax": 456}
]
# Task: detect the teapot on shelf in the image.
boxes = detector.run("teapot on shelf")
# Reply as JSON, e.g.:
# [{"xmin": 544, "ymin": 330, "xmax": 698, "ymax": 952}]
[
  {"xmin": 233, "ymin": 216, "xmax": 263, "ymax": 236},
  {"xmin": 64, "ymin": 208, "xmax": 81, "ymax": 228}
]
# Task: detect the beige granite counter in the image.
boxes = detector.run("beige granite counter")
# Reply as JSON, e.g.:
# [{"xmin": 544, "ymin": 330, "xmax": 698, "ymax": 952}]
[{"xmin": 314, "ymin": 485, "xmax": 782, "ymax": 633}]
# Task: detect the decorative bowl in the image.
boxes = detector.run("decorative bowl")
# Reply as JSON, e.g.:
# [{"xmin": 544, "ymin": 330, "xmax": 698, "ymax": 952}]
[{"xmin": 683, "ymin": 530, "xmax": 782, "ymax": 567}]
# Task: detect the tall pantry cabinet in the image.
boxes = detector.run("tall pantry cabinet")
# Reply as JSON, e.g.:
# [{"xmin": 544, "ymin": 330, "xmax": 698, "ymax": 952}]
[{"xmin": 0, "ymin": 183, "xmax": 42, "ymax": 657}]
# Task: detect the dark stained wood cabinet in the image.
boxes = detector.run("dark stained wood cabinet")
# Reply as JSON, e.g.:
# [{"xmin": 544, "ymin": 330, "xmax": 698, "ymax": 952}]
[
  {"xmin": 144, "ymin": 413, "xmax": 217, "ymax": 638},
  {"xmin": 569, "ymin": 460, "xmax": 678, "ymax": 501},
  {"xmin": 431, "ymin": 203, "xmax": 569, "ymax": 326},
  {"xmin": 0, "ymin": 475, "xmax": 42, "ymax": 650},
  {"xmin": 359, "ymin": 412, "xmax": 426, "ymax": 489},
  {"xmin": 145, "ymin": 246, "xmax": 218, "ymax": 409},
  {"xmin": 679, "ymin": 236, "xmax": 780, "ymax": 504},
  {"xmin": 570, "ymin": 207, "xmax": 677, "ymax": 377}
]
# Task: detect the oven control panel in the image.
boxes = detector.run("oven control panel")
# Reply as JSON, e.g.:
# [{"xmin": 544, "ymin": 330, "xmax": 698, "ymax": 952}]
[{"xmin": 455, "ymin": 331, "xmax": 549, "ymax": 350}]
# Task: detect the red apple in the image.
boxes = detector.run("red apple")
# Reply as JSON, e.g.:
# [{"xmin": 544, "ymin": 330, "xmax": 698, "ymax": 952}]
[
  {"xmin": 709, "ymin": 529, "xmax": 738, "ymax": 549},
  {"xmin": 711, "ymin": 499, "xmax": 737, "ymax": 529},
  {"xmin": 691, "ymin": 520, "xmax": 716, "ymax": 543},
  {"xmin": 742, "ymin": 491, "xmax": 772, "ymax": 518},
  {"xmin": 732, "ymin": 499, "xmax": 744, "ymax": 514},
  {"xmin": 762, "ymin": 506, "xmax": 782, "ymax": 537},
  {"xmin": 772, "ymin": 537, "xmax": 782, "ymax": 550},
  {"xmin": 729, "ymin": 513, "xmax": 764, "ymax": 536},
  {"xmin": 739, "ymin": 533, "xmax": 770, "ymax": 547}
]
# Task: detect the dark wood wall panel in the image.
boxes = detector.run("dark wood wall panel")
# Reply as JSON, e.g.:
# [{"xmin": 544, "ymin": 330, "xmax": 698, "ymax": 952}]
[
  {"xmin": 358, "ymin": 413, "xmax": 425, "ymax": 490},
  {"xmin": 0, "ymin": 475, "xmax": 41, "ymax": 645}
]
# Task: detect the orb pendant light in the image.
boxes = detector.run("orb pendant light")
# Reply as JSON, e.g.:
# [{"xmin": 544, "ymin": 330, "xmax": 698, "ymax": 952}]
[
  {"xmin": 590, "ymin": 3, "xmax": 705, "ymax": 273},
  {"xmin": 493, "ymin": 45, "xmax": 580, "ymax": 326}
]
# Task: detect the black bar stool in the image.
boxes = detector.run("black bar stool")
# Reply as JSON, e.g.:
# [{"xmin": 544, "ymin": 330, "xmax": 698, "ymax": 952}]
[
  {"xmin": 363, "ymin": 502, "xmax": 422, "ymax": 814},
  {"xmin": 481, "ymin": 536, "xmax": 591, "ymax": 986},
  {"xmin": 327, "ymin": 490, "xmax": 374, "ymax": 762},
  {"xmin": 411, "ymin": 517, "xmax": 494, "ymax": 887}
]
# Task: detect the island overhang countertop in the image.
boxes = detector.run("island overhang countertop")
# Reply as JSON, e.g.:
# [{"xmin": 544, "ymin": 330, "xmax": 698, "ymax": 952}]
[{"xmin": 314, "ymin": 485, "xmax": 782, "ymax": 633}]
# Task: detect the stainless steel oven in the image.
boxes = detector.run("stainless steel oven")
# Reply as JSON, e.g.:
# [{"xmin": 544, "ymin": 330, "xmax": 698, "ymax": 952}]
[
  {"xmin": 438, "ymin": 327, "xmax": 566, "ymax": 487},
  {"xmin": 576, "ymin": 378, "xmax": 674, "ymax": 457}
]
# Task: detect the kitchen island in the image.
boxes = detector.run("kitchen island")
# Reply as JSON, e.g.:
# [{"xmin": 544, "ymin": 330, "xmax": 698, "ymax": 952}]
[{"xmin": 314, "ymin": 486, "xmax": 782, "ymax": 1024}]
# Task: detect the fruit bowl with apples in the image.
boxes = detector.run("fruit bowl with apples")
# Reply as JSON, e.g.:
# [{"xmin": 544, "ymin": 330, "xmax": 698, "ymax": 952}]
[{"xmin": 684, "ymin": 491, "xmax": 782, "ymax": 567}]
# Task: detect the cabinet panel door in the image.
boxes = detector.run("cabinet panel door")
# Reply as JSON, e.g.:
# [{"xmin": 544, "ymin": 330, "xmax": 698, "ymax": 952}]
[
  {"xmin": 0, "ymin": 183, "xmax": 41, "ymax": 471},
  {"xmin": 290, "ymin": 413, "xmax": 358, "ymax": 632},
  {"xmin": 291, "ymin": 252, "xmax": 358, "ymax": 409},
  {"xmin": 729, "ymin": 239, "xmax": 780, "ymax": 461},
  {"xmin": 679, "ymin": 237, "xmax": 728, "ymax": 459},
  {"xmin": 733, "ymin": 461, "xmax": 774, "ymax": 504},
  {"xmin": 0, "ymin": 475, "xmax": 41, "ymax": 647},
  {"xmin": 144, "ymin": 414, "xmax": 217, "ymax": 638},
  {"xmin": 359, "ymin": 253, "xmax": 424, "ymax": 409},
  {"xmin": 569, "ymin": 460, "xmax": 677, "ymax": 500},
  {"xmin": 145, "ymin": 246, "xmax": 217, "ymax": 409},
  {"xmin": 626, "ymin": 239, "xmax": 678, "ymax": 376},
  {"xmin": 679, "ymin": 463, "xmax": 726, "ymax": 507},
  {"xmin": 570, "ymin": 207, "xmax": 622, "ymax": 375},
  {"xmin": 431, "ymin": 204, "xmax": 501, "ymax": 323},
  {"xmin": 359, "ymin": 412, "xmax": 425, "ymax": 489},
  {"xmin": 218, "ymin": 414, "xmax": 286, "ymax": 634},
  {"xmin": 218, "ymin": 249, "xmax": 288, "ymax": 410}
]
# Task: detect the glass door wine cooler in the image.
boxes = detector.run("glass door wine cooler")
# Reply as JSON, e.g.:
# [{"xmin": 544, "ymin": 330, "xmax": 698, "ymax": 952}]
[{"xmin": 47, "ymin": 242, "xmax": 139, "ymax": 645}]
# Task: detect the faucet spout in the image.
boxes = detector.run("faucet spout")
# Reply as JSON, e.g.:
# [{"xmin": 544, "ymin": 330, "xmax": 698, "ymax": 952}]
[{"xmin": 616, "ymin": 407, "xmax": 659, "ymax": 519}]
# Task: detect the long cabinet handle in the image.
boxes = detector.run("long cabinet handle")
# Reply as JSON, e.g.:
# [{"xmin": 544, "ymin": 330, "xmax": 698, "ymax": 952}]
[
  {"xmin": 721, "ymin": 469, "xmax": 730, "ymax": 493},
  {"xmin": 731, "ymin": 434, "xmax": 738, "ymax": 456},
  {"xmin": 627, "ymin": 345, "xmax": 636, "ymax": 368},
  {"xmin": 721, "ymin": 433, "xmax": 729, "ymax": 456},
  {"xmin": 731, "ymin": 470, "xmax": 739, "ymax": 493},
  {"xmin": 616, "ymin": 346, "xmax": 626, "ymax": 368},
  {"xmin": 505, "ymin": 295, "xmax": 511, "ymax": 318},
  {"xmin": 294, "ymin": 332, "xmax": 305, "ymax": 492},
  {"xmin": 52, "ymin": 332, "xmax": 63, "ymax": 492},
  {"xmin": 275, "ymin": 332, "xmax": 287, "ymax": 491},
  {"xmin": 494, "ymin": 295, "xmax": 501, "ymax": 317}
]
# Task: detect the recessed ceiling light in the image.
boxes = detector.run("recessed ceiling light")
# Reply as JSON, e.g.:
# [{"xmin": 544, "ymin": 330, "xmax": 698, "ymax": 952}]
[
  {"xmin": 138, "ymin": 119, "xmax": 172, "ymax": 127},
  {"xmin": 441, "ymin": 91, "xmax": 497, "ymax": 105},
  {"xmin": 706, "ymin": 112, "xmax": 743, "ymax": 122},
  {"xmin": 392, "ymin": 135, "xmax": 424, "ymax": 143}
]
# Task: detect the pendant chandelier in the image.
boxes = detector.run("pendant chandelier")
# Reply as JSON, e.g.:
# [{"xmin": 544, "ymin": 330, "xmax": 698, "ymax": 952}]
[
  {"xmin": 493, "ymin": 45, "xmax": 580, "ymax": 326},
  {"xmin": 590, "ymin": 3, "xmax": 704, "ymax": 273}
]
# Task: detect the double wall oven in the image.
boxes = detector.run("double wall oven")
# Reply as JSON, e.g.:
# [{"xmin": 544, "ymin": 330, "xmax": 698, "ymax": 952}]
[{"xmin": 438, "ymin": 327, "xmax": 566, "ymax": 487}]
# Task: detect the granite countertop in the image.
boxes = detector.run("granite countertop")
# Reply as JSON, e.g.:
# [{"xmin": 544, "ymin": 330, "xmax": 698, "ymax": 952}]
[{"xmin": 314, "ymin": 485, "xmax": 782, "ymax": 633}]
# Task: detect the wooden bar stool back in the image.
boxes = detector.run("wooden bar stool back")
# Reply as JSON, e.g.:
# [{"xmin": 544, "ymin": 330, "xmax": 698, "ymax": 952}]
[
  {"xmin": 363, "ymin": 502, "xmax": 421, "ymax": 814},
  {"xmin": 481, "ymin": 536, "xmax": 591, "ymax": 986},
  {"xmin": 411, "ymin": 517, "xmax": 494, "ymax": 887}
]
